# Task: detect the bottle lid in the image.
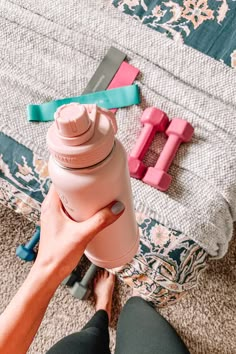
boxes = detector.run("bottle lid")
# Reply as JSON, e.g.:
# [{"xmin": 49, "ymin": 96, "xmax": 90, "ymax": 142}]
[
  {"xmin": 47, "ymin": 104, "xmax": 117, "ymax": 168},
  {"xmin": 55, "ymin": 104, "xmax": 91, "ymax": 138}
]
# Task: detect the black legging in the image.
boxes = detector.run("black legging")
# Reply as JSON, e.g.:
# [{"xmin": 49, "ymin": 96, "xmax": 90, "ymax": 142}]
[{"xmin": 47, "ymin": 297, "xmax": 190, "ymax": 354}]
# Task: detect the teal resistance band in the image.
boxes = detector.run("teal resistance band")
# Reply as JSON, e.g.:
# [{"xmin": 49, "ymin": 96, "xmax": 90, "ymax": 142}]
[{"xmin": 27, "ymin": 85, "xmax": 140, "ymax": 122}]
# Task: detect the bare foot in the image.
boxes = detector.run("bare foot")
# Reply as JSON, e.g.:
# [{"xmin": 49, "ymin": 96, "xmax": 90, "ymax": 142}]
[{"xmin": 94, "ymin": 270, "xmax": 115, "ymax": 322}]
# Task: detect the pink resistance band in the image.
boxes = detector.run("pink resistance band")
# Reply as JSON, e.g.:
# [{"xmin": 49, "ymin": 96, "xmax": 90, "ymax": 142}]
[{"xmin": 107, "ymin": 61, "xmax": 140, "ymax": 113}]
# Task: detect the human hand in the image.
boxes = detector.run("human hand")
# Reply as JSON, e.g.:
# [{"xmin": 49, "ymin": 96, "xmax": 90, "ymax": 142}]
[{"xmin": 35, "ymin": 184, "xmax": 125, "ymax": 283}]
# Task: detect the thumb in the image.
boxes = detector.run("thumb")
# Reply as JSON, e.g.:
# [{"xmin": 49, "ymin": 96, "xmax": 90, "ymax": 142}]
[{"xmin": 78, "ymin": 201, "xmax": 125, "ymax": 244}]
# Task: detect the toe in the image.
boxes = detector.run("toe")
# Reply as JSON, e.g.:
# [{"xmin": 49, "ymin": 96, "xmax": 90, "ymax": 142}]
[
  {"xmin": 108, "ymin": 272, "xmax": 114, "ymax": 279},
  {"xmin": 94, "ymin": 270, "xmax": 101, "ymax": 282},
  {"xmin": 109, "ymin": 273, "xmax": 116, "ymax": 283}
]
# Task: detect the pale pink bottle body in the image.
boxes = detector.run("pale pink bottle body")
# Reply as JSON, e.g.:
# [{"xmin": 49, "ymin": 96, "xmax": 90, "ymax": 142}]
[{"xmin": 48, "ymin": 116, "xmax": 139, "ymax": 268}]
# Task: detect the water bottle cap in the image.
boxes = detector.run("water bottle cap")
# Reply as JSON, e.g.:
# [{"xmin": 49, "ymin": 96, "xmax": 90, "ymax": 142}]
[
  {"xmin": 55, "ymin": 104, "xmax": 91, "ymax": 138},
  {"xmin": 47, "ymin": 104, "xmax": 117, "ymax": 168}
]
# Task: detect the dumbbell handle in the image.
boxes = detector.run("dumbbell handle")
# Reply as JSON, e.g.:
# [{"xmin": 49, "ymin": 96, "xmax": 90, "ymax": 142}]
[
  {"xmin": 154, "ymin": 135, "xmax": 181, "ymax": 171},
  {"xmin": 130, "ymin": 124, "xmax": 156, "ymax": 160},
  {"xmin": 80, "ymin": 264, "xmax": 98, "ymax": 287},
  {"xmin": 25, "ymin": 227, "xmax": 40, "ymax": 250}
]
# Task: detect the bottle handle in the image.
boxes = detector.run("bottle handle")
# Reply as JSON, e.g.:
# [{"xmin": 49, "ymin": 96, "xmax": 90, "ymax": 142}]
[{"xmin": 97, "ymin": 107, "xmax": 118, "ymax": 134}]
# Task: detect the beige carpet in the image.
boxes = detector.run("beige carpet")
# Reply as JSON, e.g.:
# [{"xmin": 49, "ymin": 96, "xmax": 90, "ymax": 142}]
[{"xmin": 0, "ymin": 205, "xmax": 235, "ymax": 354}]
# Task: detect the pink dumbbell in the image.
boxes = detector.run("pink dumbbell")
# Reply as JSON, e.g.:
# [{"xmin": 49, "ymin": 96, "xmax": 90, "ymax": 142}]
[
  {"xmin": 128, "ymin": 107, "xmax": 169, "ymax": 179},
  {"xmin": 143, "ymin": 118, "xmax": 194, "ymax": 191}
]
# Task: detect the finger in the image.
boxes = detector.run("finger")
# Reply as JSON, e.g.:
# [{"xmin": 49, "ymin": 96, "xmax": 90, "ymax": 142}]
[
  {"xmin": 78, "ymin": 201, "xmax": 125, "ymax": 245},
  {"xmin": 41, "ymin": 184, "xmax": 61, "ymax": 214}
]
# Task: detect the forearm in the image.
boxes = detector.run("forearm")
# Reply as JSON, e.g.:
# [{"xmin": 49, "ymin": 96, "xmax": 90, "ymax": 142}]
[
  {"xmin": 0, "ymin": 185, "xmax": 121, "ymax": 354},
  {"xmin": 0, "ymin": 262, "xmax": 61, "ymax": 354}
]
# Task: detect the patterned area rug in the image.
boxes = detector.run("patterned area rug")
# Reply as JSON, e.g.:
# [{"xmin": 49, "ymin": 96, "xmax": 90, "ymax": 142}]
[{"xmin": 112, "ymin": 0, "xmax": 236, "ymax": 68}]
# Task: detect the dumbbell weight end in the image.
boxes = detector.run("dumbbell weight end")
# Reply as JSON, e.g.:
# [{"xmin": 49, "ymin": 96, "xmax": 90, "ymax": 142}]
[
  {"xmin": 70, "ymin": 264, "xmax": 98, "ymax": 300},
  {"xmin": 143, "ymin": 168, "xmax": 172, "ymax": 191},
  {"xmin": 70, "ymin": 282, "xmax": 91, "ymax": 300},
  {"xmin": 128, "ymin": 156, "xmax": 147, "ymax": 179},
  {"xmin": 16, "ymin": 245, "xmax": 36, "ymax": 261}
]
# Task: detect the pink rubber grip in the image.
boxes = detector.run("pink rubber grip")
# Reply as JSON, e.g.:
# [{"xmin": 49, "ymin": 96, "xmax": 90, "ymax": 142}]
[
  {"xmin": 128, "ymin": 108, "xmax": 169, "ymax": 179},
  {"xmin": 130, "ymin": 124, "xmax": 156, "ymax": 160},
  {"xmin": 154, "ymin": 135, "xmax": 181, "ymax": 171}
]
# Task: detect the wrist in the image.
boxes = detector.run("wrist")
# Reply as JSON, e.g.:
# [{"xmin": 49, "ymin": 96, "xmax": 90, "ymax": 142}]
[
  {"xmin": 31, "ymin": 253, "xmax": 83, "ymax": 286},
  {"xmin": 29, "ymin": 261, "xmax": 62, "ymax": 290}
]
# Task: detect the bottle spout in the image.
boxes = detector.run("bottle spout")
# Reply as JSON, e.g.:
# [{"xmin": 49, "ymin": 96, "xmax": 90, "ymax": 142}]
[{"xmin": 97, "ymin": 106, "xmax": 118, "ymax": 134}]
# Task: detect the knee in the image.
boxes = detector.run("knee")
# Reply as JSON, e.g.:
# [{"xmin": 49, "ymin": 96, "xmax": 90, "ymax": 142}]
[{"xmin": 124, "ymin": 295, "xmax": 150, "ymax": 309}]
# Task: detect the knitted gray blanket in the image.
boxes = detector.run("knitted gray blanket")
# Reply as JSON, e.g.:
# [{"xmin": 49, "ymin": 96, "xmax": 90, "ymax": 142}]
[{"xmin": 1, "ymin": 0, "xmax": 236, "ymax": 258}]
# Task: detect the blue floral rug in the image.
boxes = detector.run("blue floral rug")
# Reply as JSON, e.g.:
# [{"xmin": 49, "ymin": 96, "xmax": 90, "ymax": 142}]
[{"xmin": 112, "ymin": 0, "xmax": 236, "ymax": 68}]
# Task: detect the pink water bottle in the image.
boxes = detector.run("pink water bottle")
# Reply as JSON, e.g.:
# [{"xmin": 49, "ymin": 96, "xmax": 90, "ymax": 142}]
[{"xmin": 47, "ymin": 103, "xmax": 139, "ymax": 268}]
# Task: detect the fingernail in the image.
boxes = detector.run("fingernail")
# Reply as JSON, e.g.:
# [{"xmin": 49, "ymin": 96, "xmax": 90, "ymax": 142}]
[{"xmin": 111, "ymin": 201, "xmax": 125, "ymax": 215}]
